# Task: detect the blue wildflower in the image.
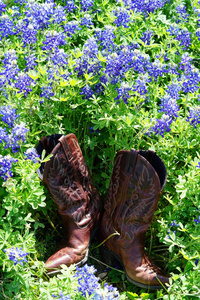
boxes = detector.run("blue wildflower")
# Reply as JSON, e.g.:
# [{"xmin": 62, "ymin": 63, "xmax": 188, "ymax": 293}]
[
  {"xmin": 15, "ymin": 72, "xmax": 36, "ymax": 97},
  {"xmin": 166, "ymin": 81, "xmax": 182, "ymax": 100},
  {"xmin": 186, "ymin": 106, "xmax": 200, "ymax": 128},
  {"xmin": 170, "ymin": 220, "xmax": 179, "ymax": 227},
  {"xmin": 80, "ymin": 14, "xmax": 93, "ymax": 27},
  {"xmin": 65, "ymin": 0, "xmax": 77, "ymax": 13},
  {"xmin": 24, "ymin": 148, "xmax": 40, "ymax": 163},
  {"xmin": 0, "ymin": 155, "xmax": 18, "ymax": 180},
  {"xmin": 53, "ymin": 5, "xmax": 66, "ymax": 24},
  {"xmin": 63, "ymin": 21, "xmax": 81, "ymax": 37},
  {"xmin": 175, "ymin": 4, "xmax": 189, "ymax": 23},
  {"xmin": 40, "ymin": 85, "xmax": 54, "ymax": 99},
  {"xmin": 159, "ymin": 95, "xmax": 179, "ymax": 118},
  {"xmin": 80, "ymin": 84, "xmax": 93, "ymax": 100},
  {"xmin": 113, "ymin": 7, "xmax": 130, "ymax": 28},
  {"xmin": 24, "ymin": 53, "xmax": 37, "ymax": 71},
  {"xmin": 0, "ymin": 105, "xmax": 19, "ymax": 127},
  {"xmin": 7, "ymin": 122, "xmax": 29, "ymax": 153},
  {"xmin": 195, "ymin": 259, "xmax": 199, "ymax": 266},
  {"xmin": 42, "ymin": 30, "xmax": 66, "ymax": 51},
  {"xmin": 3, "ymin": 247, "xmax": 28, "ymax": 266},
  {"xmin": 115, "ymin": 82, "xmax": 132, "ymax": 104},
  {"xmin": 0, "ymin": 14, "xmax": 15, "ymax": 40},
  {"xmin": 0, "ymin": 127, "xmax": 8, "ymax": 143},
  {"xmin": 52, "ymin": 291, "xmax": 71, "ymax": 299},
  {"xmin": 147, "ymin": 114, "xmax": 173, "ymax": 137},
  {"xmin": 141, "ymin": 30, "xmax": 153, "ymax": 45},
  {"xmin": 132, "ymin": 74, "xmax": 150, "ymax": 96},
  {"xmin": 168, "ymin": 25, "xmax": 191, "ymax": 50},
  {"xmin": 94, "ymin": 25, "xmax": 115, "ymax": 52},
  {"xmin": 80, "ymin": 0, "xmax": 94, "ymax": 12},
  {"xmin": 194, "ymin": 216, "xmax": 200, "ymax": 225}
]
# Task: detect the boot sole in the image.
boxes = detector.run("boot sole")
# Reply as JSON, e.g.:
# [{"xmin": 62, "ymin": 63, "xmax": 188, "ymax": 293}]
[{"xmin": 100, "ymin": 246, "xmax": 166, "ymax": 290}]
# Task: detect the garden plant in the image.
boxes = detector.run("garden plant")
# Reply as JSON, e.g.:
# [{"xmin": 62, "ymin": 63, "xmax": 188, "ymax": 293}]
[{"xmin": 0, "ymin": 0, "xmax": 200, "ymax": 299}]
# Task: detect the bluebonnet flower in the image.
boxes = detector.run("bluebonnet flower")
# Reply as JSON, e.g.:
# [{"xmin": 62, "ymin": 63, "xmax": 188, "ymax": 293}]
[
  {"xmin": 170, "ymin": 220, "xmax": 179, "ymax": 227},
  {"xmin": 115, "ymin": 82, "xmax": 132, "ymax": 104},
  {"xmin": 130, "ymin": 50, "xmax": 150, "ymax": 74},
  {"xmin": 15, "ymin": 19, "xmax": 38, "ymax": 47},
  {"xmin": 132, "ymin": 74, "xmax": 150, "ymax": 96},
  {"xmin": 0, "ymin": 155, "xmax": 18, "ymax": 180},
  {"xmin": 75, "ymin": 264, "xmax": 99, "ymax": 297},
  {"xmin": 42, "ymin": 30, "xmax": 66, "ymax": 51},
  {"xmin": 0, "ymin": 49, "xmax": 20, "ymax": 83},
  {"xmin": 80, "ymin": 84, "xmax": 93, "ymax": 100},
  {"xmin": 94, "ymin": 26, "xmax": 115, "ymax": 52},
  {"xmin": 186, "ymin": 106, "xmax": 200, "ymax": 128},
  {"xmin": 40, "ymin": 85, "xmax": 54, "ymax": 99},
  {"xmin": 7, "ymin": 122, "xmax": 29, "ymax": 153},
  {"xmin": 159, "ymin": 95, "xmax": 179, "ymax": 118},
  {"xmin": 175, "ymin": 4, "xmax": 189, "ymax": 23},
  {"xmin": 24, "ymin": 1, "xmax": 54, "ymax": 29},
  {"xmin": 167, "ymin": 62, "xmax": 179, "ymax": 75},
  {"xmin": 196, "ymin": 28, "xmax": 200, "ymax": 41},
  {"xmin": 180, "ymin": 66, "xmax": 200, "ymax": 93},
  {"xmin": 168, "ymin": 25, "xmax": 191, "ymax": 50},
  {"xmin": 89, "ymin": 126, "xmax": 100, "ymax": 133},
  {"xmin": 0, "ymin": 0, "xmax": 6, "ymax": 15},
  {"xmin": 141, "ymin": 30, "xmax": 153, "ymax": 45},
  {"xmin": 194, "ymin": 216, "xmax": 200, "ymax": 224},
  {"xmin": 119, "ymin": 0, "xmax": 164, "ymax": 16},
  {"xmin": 80, "ymin": 14, "xmax": 93, "ymax": 27},
  {"xmin": 147, "ymin": 114, "xmax": 173, "ymax": 137},
  {"xmin": 0, "ymin": 105, "xmax": 19, "ymax": 127},
  {"xmin": 93, "ymin": 82, "xmax": 105, "ymax": 95},
  {"xmin": 0, "ymin": 14, "xmax": 15, "ymax": 40},
  {"xmin": 63, "ymin": 21, "xmax": 81, "ymax": 37},
  {"xmin": 52, "ymin": 291, "xmax": 71, "ymax": 299},
  {"xmin": 166, "ymin": 81, "xmax": 182, "ymax": 100},
  {"xmin": 80, "ymin": 0, "xmax": 94, "ymax": 12},
  {"xmin": 50, "ymin": 48, "xmax": 68, "ymax": 67},
  {"xmin": 195, "ymin": 259, "xmax": 199, "ymax": 266},
  {"xmin": 147, "ymin": 60, "xmax": 167, "ymax": 81},
  {"xmin": 14, "ymin": 0, "xmax": 27, "ymax": 4},
  {"xmin": 65, "ymin": 0, "xmax": 77, "ymax": 13},
  {"xmin": 53, "ymin": 5, "xmax": 66, "ymax": 24},
  {"xmin": 179, "ymin": 52, "xmax": 192, "ymax": 72},
  {"xmin": 113, "ymin": 7, "xmax": 130, "ymax": 28},
  {"xmin": 0, "ymin": 127, "xmax": 8, "ymax": 143},
  {"xmin": 15, "ymin": 72, "xmax": 35, "ymax": 97},
  {"xmin": 25, "ymin": 53, "xmax": 37, "ymax": 71},
  {"xmin": 75, "ymin": 264, "xmax": 120, "ymax": 299},
  {"xmin": 83, "ymin": 38, "xmax": 98, "ymax": 58},
  {"xmin": 105, "ymin": 52, "xmax": 123, "ymax": 82},
  {"xmin": 197, "ymin": 162, "xmax": 200, "ymax": 168},
  {"xmin": 24, "ymin": 148, "xmax": 40, "ymax": 163},
  {"xmin": 93, "ymin": 282, "xmax": 120, "ymax": 299},
  {"xmin": 3, "ymin": 247, "xmax": 28, "ymax": 265}
]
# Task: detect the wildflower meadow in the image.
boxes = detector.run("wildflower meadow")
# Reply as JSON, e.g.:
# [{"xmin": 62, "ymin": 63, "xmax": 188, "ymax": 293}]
[{"xmin": 0, "ymin": 0, "xmax": 200, "ymax": 299}]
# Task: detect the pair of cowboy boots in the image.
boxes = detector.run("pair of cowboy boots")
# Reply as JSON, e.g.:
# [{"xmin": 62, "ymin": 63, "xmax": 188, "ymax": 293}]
[{"xmin": 36, "ymin": 133, "xmax": 169, "ymax": 289}]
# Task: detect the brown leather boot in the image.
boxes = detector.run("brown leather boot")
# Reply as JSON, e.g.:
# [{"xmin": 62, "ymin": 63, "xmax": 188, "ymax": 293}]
[
  {"xmin": 99, "ymin": 149, "xmax": 169, "ymax": 289},
  {"xmin": 36, "ymin": 133, "xmax": 102, "ymax": 274}
]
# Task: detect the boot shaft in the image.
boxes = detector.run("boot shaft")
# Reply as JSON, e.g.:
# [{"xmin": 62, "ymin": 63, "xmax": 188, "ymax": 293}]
[
  {"xmin": 103, "ymin": 149, "xmax": 167, "ymax": 241},
  {"xmin": 36, "ymin": 133, "xmax": 101, "ymax": 228}
]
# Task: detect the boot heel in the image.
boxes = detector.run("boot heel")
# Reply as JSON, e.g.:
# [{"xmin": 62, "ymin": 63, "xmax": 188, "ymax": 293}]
[{"xmin": 100, "ymin": 246, "xmax": 119, "ymax": 267}]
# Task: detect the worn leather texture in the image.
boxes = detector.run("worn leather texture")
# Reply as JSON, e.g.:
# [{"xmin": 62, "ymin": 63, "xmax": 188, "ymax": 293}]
[
  {"xmin": 36, "ymin": 133, "xmax": 102, "ymax": 272},
  {"xmin": 99, "ymin": 149, "xmax": 169, "ymax": 288}
]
